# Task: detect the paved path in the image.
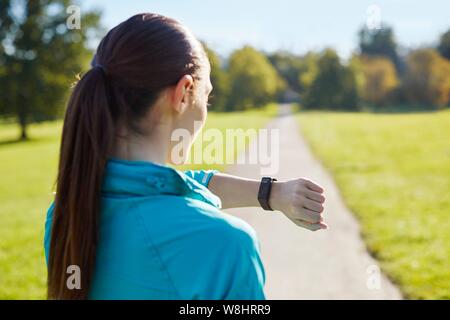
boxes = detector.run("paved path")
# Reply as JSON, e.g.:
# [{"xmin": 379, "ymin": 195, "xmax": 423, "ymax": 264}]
[{"xmin": 224, "ymin": 104, "xmax": 402, "ymax": 299}]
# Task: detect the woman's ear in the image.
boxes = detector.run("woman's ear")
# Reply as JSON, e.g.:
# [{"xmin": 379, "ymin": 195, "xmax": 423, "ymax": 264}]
[{"xmin": 172, "ymin": 75, "xmax": 194, "ymax": 114}]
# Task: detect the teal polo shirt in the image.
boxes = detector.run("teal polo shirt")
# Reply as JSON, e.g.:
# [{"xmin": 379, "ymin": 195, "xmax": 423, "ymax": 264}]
[{"xmin": 44, "ymin": 158, "xmax": 266, "ymax": 299}]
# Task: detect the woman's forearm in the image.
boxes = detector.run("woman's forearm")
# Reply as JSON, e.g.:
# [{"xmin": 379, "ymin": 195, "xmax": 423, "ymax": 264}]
[
  {"xmin": 208, "ymin": 172, "xmax": 328, "ymax": 231},
  {"xmin": 208, "ymin": 173, "xmax": 264, "ymax": 209}
]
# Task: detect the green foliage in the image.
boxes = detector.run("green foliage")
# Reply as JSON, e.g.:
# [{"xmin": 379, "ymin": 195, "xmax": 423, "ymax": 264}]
[
  {"xmin": 358, "ymin": 25, "xmax": 401, "ymax": 71},
  {"xmin": 203, "ymin": 43, "xmax": 229, "ymax": 112},
  {"xmin": 302, "ymin": 49, "xmax": 359, "ymax": 110},
  {"xmin": 200, "ymin": 45, "xmax": 284, "ymax": 111},
  {"xmin": 351, "ymin": 54, "xmax": 399, "ymax": 108},
  {"xmin": 298, "ymin": 52, "xmax": 319, "ymax": 94},
  {"xmin": 227, "ymin": 46, "xmax": 282, "ymax": 110},
  {"xmin": 0, "ymin": 0, "xmax": 102, "ymax": 140},
  {"xmin": 403, "ymin": 49, "xmax": 450, "ymax": 109},
  {"xmin": 298, "ymin": 110, "xmax": 450, "ymax": 299},
  {"xmin": 437, "ymin": 29, "xmax": 450, "ymax": 60},
  {"xmin": 267, "ymin": 51, "xmax": 303, "ymax": 93}
]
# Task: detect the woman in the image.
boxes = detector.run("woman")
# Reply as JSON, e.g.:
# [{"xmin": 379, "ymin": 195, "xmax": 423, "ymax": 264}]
[{"xmin": 44, "ymin": 13, "xmax": 327, "ymax": 300}]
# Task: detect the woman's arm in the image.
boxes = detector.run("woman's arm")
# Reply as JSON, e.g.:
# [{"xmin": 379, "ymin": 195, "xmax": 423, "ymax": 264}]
[
  {"xmin": 208, "ymin": 173, "xmax": 261, "ymax": 208},
  {"xmin": 208, "ymin": 173, "xmax": 328, "ymax": 231}
]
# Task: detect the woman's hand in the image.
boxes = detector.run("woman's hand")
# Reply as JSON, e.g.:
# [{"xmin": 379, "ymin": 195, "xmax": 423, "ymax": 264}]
[
  {"xmin": 270, "ymin": 178, "xmax": 328, "ymax": 231},
  {"xmin": 208, "ymin": 173, "xmax": 328, "ymax": 231}
]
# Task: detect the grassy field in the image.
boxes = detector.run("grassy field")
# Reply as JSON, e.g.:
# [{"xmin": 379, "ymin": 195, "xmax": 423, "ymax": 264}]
[
  {"xmin": 297, "ymin": 110, "xmax": 450, "ymax": 299},
  {"xmin": 0, "ymin": 106, "xmax": 275, "ymax": 299}
]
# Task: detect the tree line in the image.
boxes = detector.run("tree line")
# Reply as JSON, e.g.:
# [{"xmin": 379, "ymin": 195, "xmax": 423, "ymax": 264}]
[{"xmin": 208, "ymin": 25, "xmax": 450, "ymax": 112}]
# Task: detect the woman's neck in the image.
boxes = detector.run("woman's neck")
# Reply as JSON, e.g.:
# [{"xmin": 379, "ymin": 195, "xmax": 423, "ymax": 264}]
[{"xmin": 112, "ymin": 123, "xmax": 170, "ymax": 165}]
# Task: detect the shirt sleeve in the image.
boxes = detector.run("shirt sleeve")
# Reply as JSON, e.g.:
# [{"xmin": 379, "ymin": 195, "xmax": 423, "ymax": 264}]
[{"xmin": 183, "ymin": 169, "xmax": 218, "ymax": 188}]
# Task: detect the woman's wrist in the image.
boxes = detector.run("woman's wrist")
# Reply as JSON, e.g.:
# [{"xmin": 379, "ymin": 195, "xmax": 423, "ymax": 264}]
[{"xmin": 268, "ymin": 180, "xmax": 284, "ymax": 212}]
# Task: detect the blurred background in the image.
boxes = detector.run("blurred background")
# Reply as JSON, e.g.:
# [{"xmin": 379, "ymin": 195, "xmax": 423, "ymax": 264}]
[{"xmin": 0, "ymin": 0, "xmax": 449, "ymax": 299}]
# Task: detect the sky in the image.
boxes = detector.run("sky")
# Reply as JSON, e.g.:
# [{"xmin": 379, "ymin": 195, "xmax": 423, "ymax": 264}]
[{"xmin": 81, "ymin": 0, "xmax": 450, "ymax": 59}]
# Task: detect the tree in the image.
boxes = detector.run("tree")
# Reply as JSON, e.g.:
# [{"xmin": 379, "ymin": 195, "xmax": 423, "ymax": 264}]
[
  {"xmin": 403, "ymin": 48, "xmax": 450, "ymax": 109},
  {"xmin": 267, "ymin": 51, "xmax": 303, "ymax": 93},
  {"xmin": 298, "ymin": 52, "xmax": 319, "ymax": 94},
  {"xmin": 437, "ymin": 29, "xmax": 450, "ymax": 60},
  {"xmin": 0, "ymin": 0, "xmax": 102, "ymax": 140},
  {"xmin": 358, "ymin": 25, "xmax": 401, "ymax": 72},
  {"xmin": 303, "ymin": 49, "xmax": 358, "ymax": 110},
  {"xmin": 352, "ymin": 54, "xmax": 398, "ymax": 108},
  {"xmin": 227, "ymin": 46, "xmax": 282, "ymax": 111},
  {"xmin": 202, "ymin": 43, "xmax": 229, "ymax": 112}
]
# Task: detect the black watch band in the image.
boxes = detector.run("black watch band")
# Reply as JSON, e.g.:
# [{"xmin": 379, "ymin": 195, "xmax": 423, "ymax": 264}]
[{"xmin": 258, "ymin": 177, "xmax": 277, "ymax": 211}]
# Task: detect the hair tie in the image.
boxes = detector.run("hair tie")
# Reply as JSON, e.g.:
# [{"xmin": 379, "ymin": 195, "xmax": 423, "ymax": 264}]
[{"xmin": 94, "ymin": 64, "xmax": 107, "ymax": 75}]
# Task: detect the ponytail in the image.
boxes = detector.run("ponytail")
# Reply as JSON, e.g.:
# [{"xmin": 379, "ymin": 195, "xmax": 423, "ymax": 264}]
[{"xmin": 47, "ymin": 66, "xmax": 114, "ymax": 299}]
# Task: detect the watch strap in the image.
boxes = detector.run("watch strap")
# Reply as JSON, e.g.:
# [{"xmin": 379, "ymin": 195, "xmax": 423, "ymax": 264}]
[{"xmin": 258, "ymin": 177, "xmax": 277, "ymax": 211}]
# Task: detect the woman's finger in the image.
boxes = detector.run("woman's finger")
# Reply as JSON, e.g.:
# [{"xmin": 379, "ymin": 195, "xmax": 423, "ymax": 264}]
[
  {"xmin": 295, "ymin": 207, "xmax": 322, "ymax": 223},
  {"xmin": 294, "ymin": 219, "xmax": 328, "ymax": 231},
  {"xmin": 303, "ymin": 179, "xmax": 324, "ymax": 193},
  {"xmin": 303, "ymin": 198, "xmax": 324, "ymax": 213},
  {"xmin": 304, "ymin": 189, "xmax": 325, "ymax": 203}
]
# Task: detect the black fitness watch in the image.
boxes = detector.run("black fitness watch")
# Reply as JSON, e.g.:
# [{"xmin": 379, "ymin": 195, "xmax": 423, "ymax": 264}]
[{"xmin": 258, "ymin": 177, "xmax": 277, "ymax": 211}]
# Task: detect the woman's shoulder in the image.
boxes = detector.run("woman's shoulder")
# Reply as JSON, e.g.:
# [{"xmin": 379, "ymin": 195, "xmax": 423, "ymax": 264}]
[
  {"xmin": 135, "ymin": 195, "xmax": 260, "ymax": 251},
  {"xmin": 195, "ymin": 200, "xmax": 259, "ymax": 246}
]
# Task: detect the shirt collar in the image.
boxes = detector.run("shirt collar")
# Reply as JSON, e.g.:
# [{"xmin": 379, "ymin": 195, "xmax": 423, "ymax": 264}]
[{"xmin": 102, "ymin": 158, "xmax": 221, "ymax": 209}]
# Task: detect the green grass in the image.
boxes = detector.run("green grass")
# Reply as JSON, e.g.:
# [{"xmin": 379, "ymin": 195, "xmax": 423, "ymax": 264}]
[
  {"xmin": 297, "ymin": 110, "xmax": 450, "ymax": 299},
  {"xmin": 0, "ymin": 106, "xmax": 275, "ymax": 299}
]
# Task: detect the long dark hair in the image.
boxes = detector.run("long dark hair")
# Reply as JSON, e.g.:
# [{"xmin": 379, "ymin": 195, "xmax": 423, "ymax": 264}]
[{"xmin": 48, "ymin": 13, "xmax": 206, "ymax": 299}]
